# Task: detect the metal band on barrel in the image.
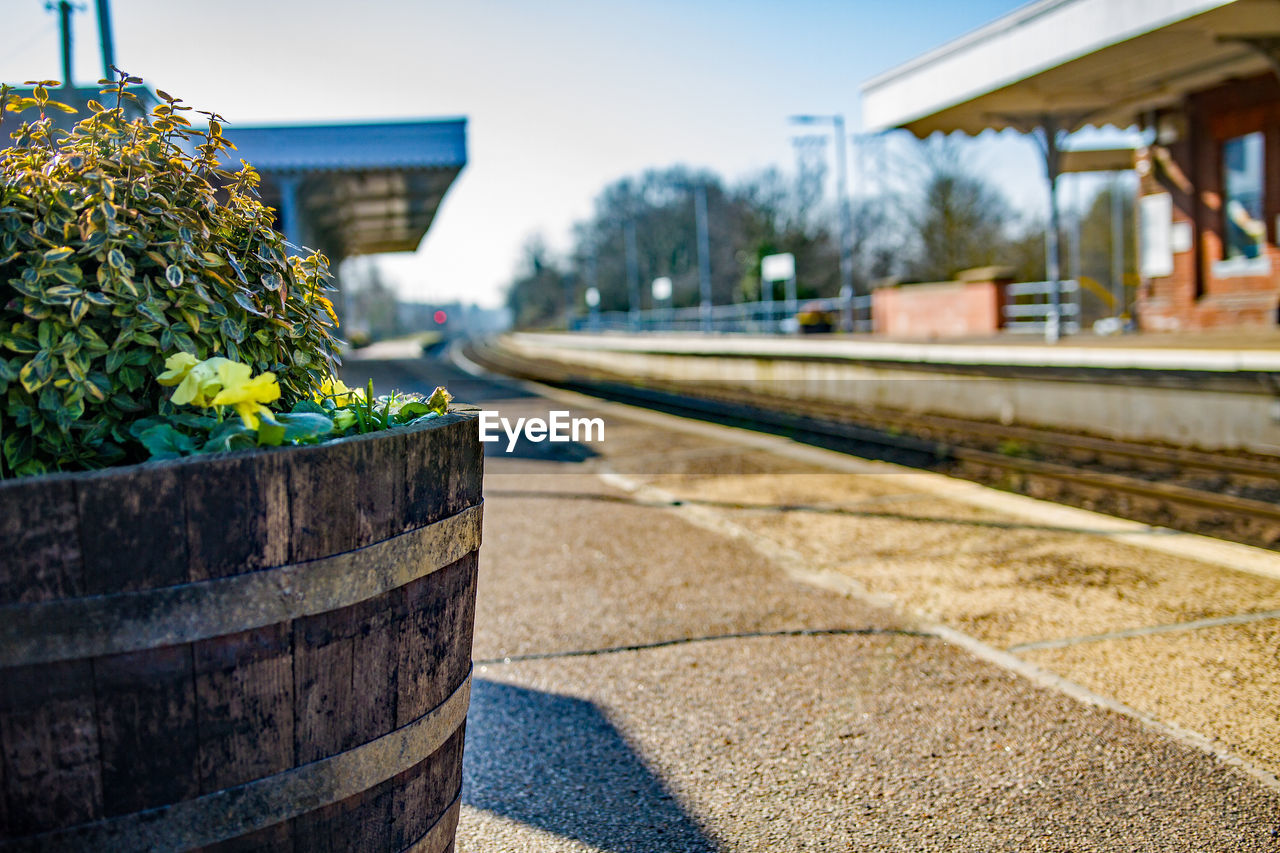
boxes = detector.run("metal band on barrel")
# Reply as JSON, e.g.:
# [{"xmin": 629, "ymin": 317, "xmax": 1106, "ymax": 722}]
[
  {"xmin": 404, "ymin": 795, "xmax": 463, "ymax": 853},
  {"xmin": 0, "ymin": 673, "xmax": 471, "ymax": 852},
  {"xmin": 0, "ymin": 502, "xmax": 483, "ymax": 667}
]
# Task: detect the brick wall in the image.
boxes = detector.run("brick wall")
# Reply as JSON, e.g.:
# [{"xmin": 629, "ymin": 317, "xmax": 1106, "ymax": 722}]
[
  {"xmin": 1136, "ymin": 72, "xmax": 1280, "ymax": 331},
  {"xmin": 872, "ymin": 280, "xmax": 1006, "ymax": 338}
]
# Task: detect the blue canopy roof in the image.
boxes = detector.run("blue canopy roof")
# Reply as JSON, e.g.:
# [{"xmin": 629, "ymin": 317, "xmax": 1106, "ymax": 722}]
[
  {"xmin": 227, "ymin": 118, "xmax": 466, "ymax": 173},
  {"xmin": 222, "ymin": 118, "xmax": 467, "ymax": 258}
]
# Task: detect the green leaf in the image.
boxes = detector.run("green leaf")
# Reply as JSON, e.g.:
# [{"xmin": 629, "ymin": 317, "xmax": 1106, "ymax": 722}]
[
  {"xmin": 225, "ymin": 254, "xmax": 248, "ymax": 283},
  {"xmin": 232, "ymin": 291, "xmax": 265, "ymax": 316},
  {"xmin": 136, "ymin": 302, "xmax": 168, "ymax": 327},
  {"xmin": 42, "ymin": 284, "xmax": 80, "ymax": 304},
  {"xmin": 220, "ymin": 317, "xmax": 245, "ymax": 342},
  {"xmin": 203, "ymin": 420, "xmax": 255, "ymax": 453},
  {"xmin": 137, "ymin": 423, "xmax": 197, "ymax": 460},
  {"xmin": 84, "ymin": 372, "xmax": 110, "ymax": 402},
  {"xmin": 273, "ymin": 412, "xmax": 335, "ymax": 443},
  {"xmin": 69, "ymin": 297, "xmax": 90, "ymax": 326},
  {"xmin": 8, "ymin": 277, "xmax": 42, "ymax": 300},
  {"xmin": 0, "ymin": 333, "xmax": 39, "ymax": 354},
  {"xmin": 19, "ymin": 351, "xmax": 54, "ymax": 393},
  {"xmin": 256, "ymin": 419, "xmax": 285, "ymax": 447},
  {"xmin": 50, "ymin": 264, "xmax": 83, "ymax": 284},
  {"xmin": 395, "ymin": 401, "xmax": 435, "ymax": 421},
  {"xmin": 3, "ymin": 433, "xmax": 33, "ymax": 468},
  {"xmin": 43, "ymin": 246, "xmax": 74, "ymax": 263},
  {"xmin": 290, "ymin": 398, "xmax": 328, "ymax": 415},
  {"xmin": 165, "ymin": 264, "xmax": 183, "ymax": 287},
  {"xmin": 107, "ymin": 247, "xmax": 125, "ymax": 268}
]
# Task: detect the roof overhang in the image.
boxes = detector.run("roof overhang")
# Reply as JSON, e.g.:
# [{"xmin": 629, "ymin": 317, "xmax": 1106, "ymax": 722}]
[
  {"xmin": 223, "ymin": 118, "xmax": 467, "ymax": 259},
  {"xmin": 861, "ymin": 0, "xmax": 1280, "ymax": 137}
]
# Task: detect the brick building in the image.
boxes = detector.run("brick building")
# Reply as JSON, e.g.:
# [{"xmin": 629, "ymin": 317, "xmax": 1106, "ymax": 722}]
[{"xmin": 862, "ymin": 0, "xmax": 1280, "ymax": 333}]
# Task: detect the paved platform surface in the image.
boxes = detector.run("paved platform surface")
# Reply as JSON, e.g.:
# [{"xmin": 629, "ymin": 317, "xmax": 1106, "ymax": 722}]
[{"xmin": 347, "ymin": 354, "xmax": 1280, "ymax": 852}]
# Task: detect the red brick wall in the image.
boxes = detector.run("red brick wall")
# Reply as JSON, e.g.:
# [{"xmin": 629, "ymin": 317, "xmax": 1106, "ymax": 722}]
[
  {"xmin": 873, "ymin": 280, "xmax": 1005, "ymax": 338},
  {"xmin": 1136, "ymin": 72, "xmax": 1280, "ymax": 331}
]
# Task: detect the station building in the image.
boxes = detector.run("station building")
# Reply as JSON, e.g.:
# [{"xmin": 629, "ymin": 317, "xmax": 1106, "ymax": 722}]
[{"xmin": 862, "ymin": 0, "xmax": 1280, "ymax": 333}]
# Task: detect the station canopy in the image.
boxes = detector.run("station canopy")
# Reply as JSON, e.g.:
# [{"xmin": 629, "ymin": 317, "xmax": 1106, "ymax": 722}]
[
  {"xmin": 861, "ymin": 0, "xmax": 1280, "ymax": 136},
  {"xmin": 224, "ymin": 118, "xmax": 467, "ymax": 259}
]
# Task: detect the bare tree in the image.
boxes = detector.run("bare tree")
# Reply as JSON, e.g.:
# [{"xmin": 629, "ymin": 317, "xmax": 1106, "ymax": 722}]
[
  {"xmin": 905, "ymin": 139, "xmax": 1015, "ymax": 281},
  {"xmin": 505, "ymin": 234, "xmax": 567, "ymax": 329}
]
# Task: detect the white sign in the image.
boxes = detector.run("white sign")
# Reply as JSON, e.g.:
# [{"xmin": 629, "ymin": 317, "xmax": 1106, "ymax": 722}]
[
  {"xmin": 761, "ymin": 253, "xmax": 795, "ymax": 282},
  {"xmin": 651, "ymin": 277, "xmax": 672, "ymax": 301},
  {"xmin": 1139, "ymin": 193, "xmax": 1174, "ymax": 278},
  {"xmin": 585, "ymin": 287, "xmax": 600, "ymax": 307},
  {"xmin": 1170, "ymin": 221, "xmax": 1193, "ymax": 254}
]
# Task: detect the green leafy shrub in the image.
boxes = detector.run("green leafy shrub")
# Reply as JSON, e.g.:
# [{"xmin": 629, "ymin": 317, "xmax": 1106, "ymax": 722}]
[{"xmin": 0, "ymin": 75, "xmax": 341, "ymax": 476}]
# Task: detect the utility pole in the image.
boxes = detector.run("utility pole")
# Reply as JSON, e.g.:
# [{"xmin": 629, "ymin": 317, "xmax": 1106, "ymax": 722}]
[
  {"xmin": 562, "ymin": 272, "xmax": 576, "ymax": 330},
  {"xmin": 50, "ymin": 0, "xmax": 75, "ymax": 88},
  {"xmin": 625, "ymin": 219, "xmax": 640, "ymax": 331},
  {"xmin": 694, "ymin": 185, "xmax": 712, "ymax": 333},
  {"xmin": 789, "ymin": 115, "xmax": 855, "ymax": 332},
  {"xmin": 96, "ymin": 0, "xmax": 116, "ymax": 79}
]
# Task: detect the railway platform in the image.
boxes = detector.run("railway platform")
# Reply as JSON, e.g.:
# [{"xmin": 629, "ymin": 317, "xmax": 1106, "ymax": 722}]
[
  {"xmin": 347, "ymin": 352, "xmax": 1280, "ymax": 851},
  {"xmin": 498, "ymin": 331, "xmax": 1280, "ymax": 454}
]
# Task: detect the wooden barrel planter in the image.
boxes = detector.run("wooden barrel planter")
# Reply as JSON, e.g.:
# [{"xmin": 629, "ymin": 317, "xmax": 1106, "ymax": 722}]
[{"xmin": 0, "ymin": 409, "xmax": 482, "ymax": 852}]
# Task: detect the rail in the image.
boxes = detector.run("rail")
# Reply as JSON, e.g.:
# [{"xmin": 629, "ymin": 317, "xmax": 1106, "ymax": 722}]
[{"xmin": 466, "ymin": 341, "xmax": 1280, "ymax": 550}]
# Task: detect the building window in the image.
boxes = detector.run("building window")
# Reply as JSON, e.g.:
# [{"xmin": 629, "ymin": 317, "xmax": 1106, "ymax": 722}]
[{"xmin": 1223, "ymin": 131, "xmax": 1266, "ymax": 260}]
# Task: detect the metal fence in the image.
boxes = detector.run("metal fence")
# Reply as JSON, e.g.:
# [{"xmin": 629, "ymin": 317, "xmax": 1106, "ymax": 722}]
[
  {"xmin": 1002, "ymin": 280, "xmax": 1081, "ymax": 335},
  {"xmin": 569, "ymin": 296, "xmax": 874, "ymax": 335},
  {"xmin": 564, "ymin": 282, "xmax": 1081, "ymax": 337}
]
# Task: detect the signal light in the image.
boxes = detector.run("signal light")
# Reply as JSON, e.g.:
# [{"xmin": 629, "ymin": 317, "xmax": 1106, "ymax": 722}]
[{"xmin": 434, "ymin": 310, "xmax": 448, "ymax": 325}]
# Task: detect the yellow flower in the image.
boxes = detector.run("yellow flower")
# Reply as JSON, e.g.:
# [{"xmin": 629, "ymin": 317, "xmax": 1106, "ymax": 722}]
[
  {"xmin": 209, "ymin": 365, "xmax": 280, "ymax": 429},
  {"xmin": 426, "ymin": 385, "xmax": 452, "ymax": 414},
  {"xmin": 163, "ymin": 356, "xmax": 236, "ymax": 408},
  {"xmin": 156, "ymin": 352, "xmax": 198, "ymax": 386},
  {"xmin": 315, "ymin": 375, "xmax": 362, "ymax": 406},
  {"xmin": 158, "ymin": 354, "xmax": 281, "ymax": 428}
]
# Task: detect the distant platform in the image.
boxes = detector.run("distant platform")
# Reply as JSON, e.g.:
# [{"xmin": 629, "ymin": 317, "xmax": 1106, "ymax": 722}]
[
  {"xmin": 515, "ymin": 331, "xmax": 1280, "ymax": 374},
  {"xmin": 503, "ymin": 331, "xmax": 1280, "ymax": 453}
]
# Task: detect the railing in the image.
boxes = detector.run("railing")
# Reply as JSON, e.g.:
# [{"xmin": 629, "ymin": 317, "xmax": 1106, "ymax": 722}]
[
  {"xmin": 1002, "ymin": 280, "xmax": 1081, "ymax": 335},
  {"xmin": 569, "ymin": 296, "xmax": 874, "ymax": 335}
]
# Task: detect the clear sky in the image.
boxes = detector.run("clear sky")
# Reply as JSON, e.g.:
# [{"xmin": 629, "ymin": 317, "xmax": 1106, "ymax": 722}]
[{"xmin": 3, "ymin": 0, "xmax": 1061, "ymax": 307}]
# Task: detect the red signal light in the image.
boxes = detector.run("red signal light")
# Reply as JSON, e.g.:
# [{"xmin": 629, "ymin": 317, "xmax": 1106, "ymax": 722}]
[{"xmin": 434, "ymin": 310, "xmax": 448, "ymax": 325}]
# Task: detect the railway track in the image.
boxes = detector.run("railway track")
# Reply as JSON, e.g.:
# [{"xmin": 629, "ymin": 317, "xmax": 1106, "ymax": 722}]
[{"xmin": 464, "ymin": 340, "xmax": 1280, "ymax": 551}]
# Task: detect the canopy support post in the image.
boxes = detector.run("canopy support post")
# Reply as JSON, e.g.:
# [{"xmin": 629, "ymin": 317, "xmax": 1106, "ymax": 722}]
[
  {"xmin": 999, "ymin": 111, "xmax": 1091, "ymax": 342},
  {"xmin": 1040, "ymin": 116, "xmax": 1064, "ymax": 342}
]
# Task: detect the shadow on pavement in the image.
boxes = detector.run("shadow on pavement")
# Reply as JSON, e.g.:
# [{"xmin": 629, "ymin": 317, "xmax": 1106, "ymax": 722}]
[
  {"xmin": 340, "ymin": 355, "xmax": 540, "ymax": 404},
  {"xmin": 463, "ymin": 679, "xmax": 718, "ymax": 853},
  {"xmin": 484, "ymin": 435, "xmax": 599, "ymax": 463}
]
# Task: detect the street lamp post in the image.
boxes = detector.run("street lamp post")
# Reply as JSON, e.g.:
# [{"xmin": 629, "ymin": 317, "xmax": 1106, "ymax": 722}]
[{"xmin": 790, "ymin": 114, "xmax": 855, "ymax": 332}]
